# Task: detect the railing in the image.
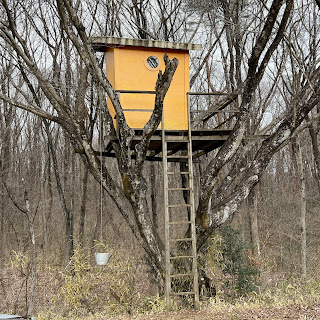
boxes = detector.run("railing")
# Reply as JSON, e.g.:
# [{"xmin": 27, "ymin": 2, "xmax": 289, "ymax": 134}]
[
  {"xmin": 115, "ymin": 90, "xmax": 156, "ymax": 113},
  {"xmin": 114, "ymin": 90, "xmax": 156, "ymax": 129},
  {"xmin": 187, "ymin": 92, "xmax": 240, "ymax": 130},
  {"xmin": 114, "ymin": 90, "xmax": 240, "ymax": 131}
]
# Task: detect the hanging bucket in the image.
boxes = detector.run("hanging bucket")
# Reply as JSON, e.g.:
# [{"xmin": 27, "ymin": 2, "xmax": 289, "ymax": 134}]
[{"xmin": 95, "ymin": 252, "xmax": 111, "ymax": 266}]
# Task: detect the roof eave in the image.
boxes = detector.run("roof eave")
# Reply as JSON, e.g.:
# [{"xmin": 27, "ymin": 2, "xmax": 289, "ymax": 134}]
[{"xmin": 90, "ymin": 37, "xmax": 202, "ymax": 52}]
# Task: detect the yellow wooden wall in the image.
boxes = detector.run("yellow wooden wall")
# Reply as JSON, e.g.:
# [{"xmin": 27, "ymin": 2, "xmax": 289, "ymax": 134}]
[{"xmin": 105, "ymin": 46, "xmax": 189, "ymax": 130}]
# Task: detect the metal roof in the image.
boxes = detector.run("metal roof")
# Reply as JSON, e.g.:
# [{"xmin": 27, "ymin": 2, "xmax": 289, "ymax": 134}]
[{"xmin": 91, "ymin": 37, "xmax": 202, "ymax": 52}]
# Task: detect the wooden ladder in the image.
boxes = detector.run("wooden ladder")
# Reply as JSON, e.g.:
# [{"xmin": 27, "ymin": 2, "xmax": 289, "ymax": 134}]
[{"xmin": 161, "ymin": 95, "xmax": 200, "ymax": 310}]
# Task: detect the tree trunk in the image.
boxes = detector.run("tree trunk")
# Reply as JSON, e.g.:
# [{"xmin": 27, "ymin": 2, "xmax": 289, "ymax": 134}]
[
  {"xmin": 308, "ymin": 115, "xmax": 320, "ymax": 193},
  {"xmin": 150, "ymin": 162, "xmax": 158, "ymax": 229},
  {"xmin": 43, "ymin": 120, "xmax": 74, "ymax": 262},
  {"xmin": 79, "ymin": 166, "xmax": 89, "ymax": 247},
  {"xmin": 296, "ymin": 137, "xmax": 307, "ymax": 281},
  {"xmin": 248, "ymin": 184, "xmax": 260, "ymax": 258},
  {"xmin": 0, "ymin": 78, "xmax": 13, "ymax": 255},
  {"xmin": 23, "ymin": 187, "xmax": 37, "ymax": 318}
]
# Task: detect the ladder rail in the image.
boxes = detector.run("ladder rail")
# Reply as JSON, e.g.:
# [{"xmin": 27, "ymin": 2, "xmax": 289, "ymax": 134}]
[
  {"xmin": 187, "ymin": 93, "xmax": 200, "ymax": 309},
  {"xmin": 162, "ymin": 111, "xmax": 172, "ymax": 311},
  {"xmin": 162, "ymin": 94, "xmax": 200, "ymax": 311}
]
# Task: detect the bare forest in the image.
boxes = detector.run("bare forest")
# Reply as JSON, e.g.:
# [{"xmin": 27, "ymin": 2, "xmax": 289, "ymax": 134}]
[{"xmin": 1, "ymin": 0, "xmax": 320, "ymax": 319}]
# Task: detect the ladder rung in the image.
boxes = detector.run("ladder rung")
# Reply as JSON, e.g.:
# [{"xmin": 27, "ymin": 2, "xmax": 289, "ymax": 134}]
[
  {"xmin": 170, "ymin": 291, "xmax": 196, "ymax": 296},
  {"xmin": 168, "ymin": 221, "xmax": 192, "ymax": 225},
  {"xmin": 170, "ymin": 255, "xmax": 194, "ymax": 260},
  {"xmin": 163, "ymin": 126, "xmax": 199, "ymax": 303},
  {"xmin": 169, "ymin": 238, "xmax": 193, "ymax": 242},
  {"xmin": 167, "ymin": 171, "xmax": 191, "ymax": 175},
  {"xmin": 166, "ymin": 155, "xmax": 189, "ymax": 159},
  {"xmin": 169, "ymin": 273, "xmax": 193, "ymax": 278},
  {"xmin": 168, "ymin": 204, "xmax": 192, "ymax": 208},
  {"xmin": 166, "ymin": 138, "xmax": 188, "ymax": 142}
]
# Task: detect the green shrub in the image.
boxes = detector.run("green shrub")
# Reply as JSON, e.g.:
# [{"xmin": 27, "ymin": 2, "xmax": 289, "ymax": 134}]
[
  {"xmin": 219, "ymin": 226, "xmax": 259, "ymax": 296},
  {"xmin": 200, "ymin": 226, "xmax": 259, "ymax": 298}
]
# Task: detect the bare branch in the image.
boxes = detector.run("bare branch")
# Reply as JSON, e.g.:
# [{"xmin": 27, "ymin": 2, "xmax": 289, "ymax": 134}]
[{"xmin": 0, "ymin": 93, "xmax": 61, "ymax": 123}]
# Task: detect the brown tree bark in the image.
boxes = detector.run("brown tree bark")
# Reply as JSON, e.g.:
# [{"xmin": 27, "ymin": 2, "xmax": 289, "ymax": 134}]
[
  {"xmin": 294, "ymin": 137, "xmax": 307, "ymax": 280},
  {"xmin": 150, "ymin": 162, "xmax": 158, "ymax": 229},
  {"xmin": 0, "ymin": 88, "xmax": 13, "ymax": 254},
  {"xmin": 248, "ymin": 184, "xmax": 260, "ymax": 258},
  {"xmin": 79, "ymin": 166, "xmax": 89, "ymax": 247},
  {"xmin": 307, "ymin": 115, "xmax": 320, "ymax": 192}
]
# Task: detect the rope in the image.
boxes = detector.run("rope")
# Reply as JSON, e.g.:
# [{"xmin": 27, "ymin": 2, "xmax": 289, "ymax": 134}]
[{"xmin": 99, "ymin": 105, "xmax": 103, "ymax": 240}]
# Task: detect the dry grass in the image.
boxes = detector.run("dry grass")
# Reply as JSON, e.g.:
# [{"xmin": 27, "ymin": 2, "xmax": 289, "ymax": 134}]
[
  {"xmin": 35, "ymin": 302, "xmax": 320, "ymax": 320},
  {"xmin": 32, "ymin": 280, "xmax": 320, "ymax": 320},
  {"xmin": 105, "ymin": 305, "xmax": 320, "ymax": 320},
  {"xmin": 2, "ymin": 249, "xmax": 320, "ymax": 320}
]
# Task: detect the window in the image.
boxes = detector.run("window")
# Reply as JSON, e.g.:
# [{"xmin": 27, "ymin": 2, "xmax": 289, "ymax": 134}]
[{"xmin": 146, "ymin": 56, "xmax": 159, "ymax": 69}]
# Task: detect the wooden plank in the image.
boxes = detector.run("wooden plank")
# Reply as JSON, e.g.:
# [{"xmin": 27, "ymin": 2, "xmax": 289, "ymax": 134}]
[
  {"xmin": 165, "ymin": 137, "xmax": 189, "ymax": 141},
  {"xmin": 75, "ymin": 149, "xmax": 193, "ymax": 162},
  {"xmin": 167, "ymin": 204, "xmax": 192, "ymax": 208},
  {"xmin": 168, "ymin": 221, "xmax": 192, "ymax": 225},
  {"xmin": 169, "ymin": 273, "xmax": 193, "ymax": 278},
  {"xmin": 170, "ymin": 292, "xmax": 196, "ymax": 296},
  {"xmin": 169, "ymin": 238, "xmax": 193, "ymax": 242},
  {"xmin": 132, "ymin": 128, "xmax": 232, "ymax": 137},
  {"xmin": 167, "ymin": 171, "xmax": 191, "ymax": 174},
  {"xmin": 191, "ymin": 109, "xmax": 239, "ymax": 113},
  {"xmin": 169, "ymin": 255, "xmax": 194, "ymax": 260},
  {"xmin": 133, "ymin": 135, "xmax": 230, "ymax": 141},
  {"xmin": 116, "ymin": 90, "xmax": 156, "ymax": 94},
  {"xmin": 166, "ymin": 155, "xmax": 189, "ymax": 158},
  {"xmin": 187, "ymin": 92, "xmax": 237, "ymax": 96},
  {"xmin": 122, "ymin": 109, "xmax": 153, "ymax": 112}
]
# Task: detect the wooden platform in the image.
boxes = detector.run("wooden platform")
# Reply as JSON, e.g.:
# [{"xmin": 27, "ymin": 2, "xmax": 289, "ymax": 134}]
[{"xmin": 101, "ymin": 129, "xmax": 231, "ymax": 162}]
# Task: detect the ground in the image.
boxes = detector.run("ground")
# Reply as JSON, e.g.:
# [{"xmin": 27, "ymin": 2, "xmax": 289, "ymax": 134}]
[{"xmin": 88, "ymin": 304, "xmax": 320, "ymax": 320}]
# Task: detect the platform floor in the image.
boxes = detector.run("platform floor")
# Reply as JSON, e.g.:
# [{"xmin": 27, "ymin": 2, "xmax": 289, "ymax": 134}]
[{"xmin": 102, "ymin": 129, "xmax": 231, "ymax": 161}]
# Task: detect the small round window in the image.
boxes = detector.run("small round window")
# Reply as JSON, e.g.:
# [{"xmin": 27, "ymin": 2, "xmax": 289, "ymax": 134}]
[{"xmin": 146, "ymin": 56, "xmax": 159, "ymax": 69}]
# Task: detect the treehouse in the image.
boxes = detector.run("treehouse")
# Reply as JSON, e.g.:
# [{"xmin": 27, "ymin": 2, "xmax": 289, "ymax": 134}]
[
  {"xmin": 91, "ymin": 37, "xmax": 238, "ymax": 161},
  {"xmin": 90, "ymin": 37, "xmax": 239, "ymax": 310}
]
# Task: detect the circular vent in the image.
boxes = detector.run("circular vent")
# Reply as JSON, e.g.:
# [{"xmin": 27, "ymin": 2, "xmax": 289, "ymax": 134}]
[{"xmin": 146, "ymin": 56, "xmax": 159, "ymax": 69}]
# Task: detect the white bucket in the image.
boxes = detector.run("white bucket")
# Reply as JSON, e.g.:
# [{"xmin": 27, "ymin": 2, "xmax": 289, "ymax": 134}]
[{"xmin": 94, "ymin": 252, "xmax": 111, "ymax": 266}]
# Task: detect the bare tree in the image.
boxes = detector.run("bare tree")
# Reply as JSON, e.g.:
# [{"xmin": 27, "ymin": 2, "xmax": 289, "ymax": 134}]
[
  {"xmin": 1, "ymin": 0, "xmax": 320, "ymax": 292},
  {"xmin": 296, "ymin": 137, "xmax": 307, "ymax": 280},
  {"xmin": 247, "ymin": 185, "xmax": 260, "ymax": 258},
  {"xmin": 2, "ymin": 177, "xmax": 38, "ymax": 318},
  {"xmin": 0, "ymin": 0, "xmax": 178, "ymax": 284}
]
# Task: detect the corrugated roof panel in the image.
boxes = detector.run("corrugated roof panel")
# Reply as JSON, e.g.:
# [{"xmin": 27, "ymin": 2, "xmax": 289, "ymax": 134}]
[{"xmin": 91, "ymin": 37, "xmax": 201, "ymax": 52}]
